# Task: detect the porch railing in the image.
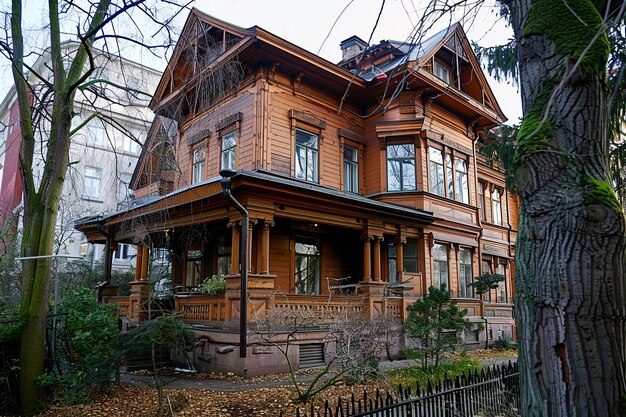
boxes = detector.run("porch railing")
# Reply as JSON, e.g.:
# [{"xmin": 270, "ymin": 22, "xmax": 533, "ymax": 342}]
[
  {"xmin": 385, "ymin": 297, "xmax": 402, "ymax": 319},
  {"xmin": 105, "ymin": 291, "xmax": 411, "ymax": 324},
  {"xmin": 109, "ymin": 296, "xmax": 131, "ymax": 317},
  {"xmin": 175, "ymin": 294, "xmax": 227, "ymax": 323},
  {"xmin": 274, "ymin": 294, "xmax": 366, "ymax": 321}
]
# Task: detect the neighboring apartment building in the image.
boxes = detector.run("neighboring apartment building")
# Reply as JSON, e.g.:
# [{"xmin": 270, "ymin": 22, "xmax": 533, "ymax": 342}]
[
  {"xmin": 0, "ymin": 42, "xmax": 160, "ymax": 269},
  {"xmin": 77, "ymin": 10, "xmax": 517, "ymax": 375}
]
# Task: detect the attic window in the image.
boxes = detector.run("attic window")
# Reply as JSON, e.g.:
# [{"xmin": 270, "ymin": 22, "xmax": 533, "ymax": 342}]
[{"xmin": 434, "ymin": 61, "xmax": 450, "ymax": 84}]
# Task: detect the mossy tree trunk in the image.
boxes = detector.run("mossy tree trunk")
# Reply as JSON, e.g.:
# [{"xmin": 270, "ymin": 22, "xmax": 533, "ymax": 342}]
[
  {"xmin": 508, "ymin": 0, "xmax": 626, "ymax": 416},
  {"xmin": 10, "ymin": 0, "xmax": 110, "ymax": 414}
]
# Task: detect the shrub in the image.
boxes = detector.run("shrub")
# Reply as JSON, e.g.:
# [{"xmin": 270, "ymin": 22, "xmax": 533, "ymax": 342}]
[
  {"xmin": 401, "ymin": 347, "xmax": 421, "ymax": 360},
  {"xmin": 199, "ymin": 275, "xmax": 227, "ymax": 295},
  {"xmin": 492, "ymin": 335, "xmax": 515, "ymax": 351},
  {"xmin": 384, "ymin": 357, "xmax": 482, "ymax": 388},
  {"xmin": 51, "ymin": 288, "xmax": 120, "ymax": 404},
  {"xmin": 118, "ymin": 314, "xmax": 195, "ymax": 417},
  {"xmin": 404, "ymin": 285, "xmax": 481, "ymax": 369},
  {"xmin": 0, "ymin": 305, "xmax": 21, "ymax": 343}
]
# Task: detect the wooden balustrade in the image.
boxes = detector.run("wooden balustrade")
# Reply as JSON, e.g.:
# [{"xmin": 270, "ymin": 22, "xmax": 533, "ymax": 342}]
[
  {"xmin": 106, "ymin": 292, "xmax": 412, "ymax": 325},
  {"xmin": 107, "ymin": 296, "xmax": 132, "ymax": 317},
  {"xmin": 385, "ymin": 297, "xmax": 402, "ymax": 319},
  {"xmin": 175, "ymin": 295, "xmax": 227, "ymax": 323},
  {"xmin": 274, "ymin": 294, "xmax": 368, "ymax": 321}
]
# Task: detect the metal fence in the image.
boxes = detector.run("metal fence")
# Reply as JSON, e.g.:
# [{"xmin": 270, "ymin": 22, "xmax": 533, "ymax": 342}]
[{"xmin": 291, "ymin": 362, "xmax": 519, "ymax": 417}]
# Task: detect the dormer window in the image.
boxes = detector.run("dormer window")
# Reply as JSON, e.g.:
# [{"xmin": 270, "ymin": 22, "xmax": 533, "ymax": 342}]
[{"xmin": 434, "ymin": 61, "xmax": 450, "ymax": 84}]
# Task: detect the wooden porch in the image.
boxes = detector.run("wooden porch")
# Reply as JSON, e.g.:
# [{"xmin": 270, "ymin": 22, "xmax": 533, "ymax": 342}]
[{"xmin": 104, "ymin": 282, "xmax": 414, "ymax": 326}]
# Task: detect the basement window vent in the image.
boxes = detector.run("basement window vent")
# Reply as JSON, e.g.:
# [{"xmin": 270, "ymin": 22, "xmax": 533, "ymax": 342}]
[{"xmin": 299, "ymin": 343, "xmax": 325, "ymax": 368}]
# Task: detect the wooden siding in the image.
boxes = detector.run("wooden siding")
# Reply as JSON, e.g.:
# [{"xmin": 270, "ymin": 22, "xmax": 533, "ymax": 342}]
[
  {"xmin": 269, "ymin": 228, "xmax": 291, "ymax": 293},
  {"xmin": 265, "ymin": 80, "xmax": 366, "ymax": 189},
  {"xmin": 176, "ymin": 85, "xmax": 257, "ymax": 188}
]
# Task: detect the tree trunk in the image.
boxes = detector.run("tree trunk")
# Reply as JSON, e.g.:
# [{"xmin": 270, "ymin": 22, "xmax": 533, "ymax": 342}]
[
  {"xmin": 510, "ymin": 0, "xmax": 626, "ymax": 416},
  {"xmin": 19, "ymin": 163, "xmax": 67, "ymax": 415}
]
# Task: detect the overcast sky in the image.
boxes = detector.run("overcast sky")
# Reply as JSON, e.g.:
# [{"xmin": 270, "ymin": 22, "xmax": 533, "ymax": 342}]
[{"xmin": 0, "ymin": 0, "xmax": 522, "ymax": 123}]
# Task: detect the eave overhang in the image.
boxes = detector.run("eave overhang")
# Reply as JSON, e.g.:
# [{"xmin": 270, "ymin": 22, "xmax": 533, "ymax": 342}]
[{"xmin": 76, "ymin": 170, "xmax": 438, "ymax": 243}]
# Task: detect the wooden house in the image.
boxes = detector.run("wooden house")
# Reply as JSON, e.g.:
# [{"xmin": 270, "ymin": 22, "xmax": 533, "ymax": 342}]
[{"xmin": 76, "ymin": 9, "xmax": 517, "ymax": 375}]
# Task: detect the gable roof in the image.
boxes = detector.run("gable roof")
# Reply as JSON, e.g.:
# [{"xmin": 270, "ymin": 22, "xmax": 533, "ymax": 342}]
[
  {"xmin": 129, "ymin": 115, "xmax": 178, "ymax": 190},
  {"xmin": 149, "ymin": 9, "xmax": 255, "ymax": 110},
  {"xmin": 151, "ymin": 10, "xmax": 505, "ymax": 127},
  {"xmin": 340, "ymin": 23, "xmax": 506, "ymax": 123}
]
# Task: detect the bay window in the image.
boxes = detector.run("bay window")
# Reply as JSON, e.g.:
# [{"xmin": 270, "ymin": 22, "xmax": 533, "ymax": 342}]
[
  {"xmin": 455, "ymin": 159, "xmax": 469, "ymax": 203},
  {"xmin": 429, "ymin": 147, "xmax": 445, "ymax": 196},
  {"xmin": 387, "ymin": 144, "xmax": 416, "ymax": 191}
]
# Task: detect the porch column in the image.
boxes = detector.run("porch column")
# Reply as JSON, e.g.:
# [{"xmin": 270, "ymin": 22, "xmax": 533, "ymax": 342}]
[
  {"xmin": 130, "ymin": 244, "xmax": 150, "ymax": 323},
  {"xmin": 396, "ymin": 238, "xmax": 405, "ymax": 277},
  {"xmin": 248, "ymin": 220, "xmax": 256, "ymax": 273},
  {"xmin": 362, "ymin": 236, "xmax": 372, "ymax": 281},
  {"xmin": 135, "ymin": 244, "xmax": 143, "ymax": 280},
  {"xmin": 373, "ymin": 237, "xmax": 382, "ymax": 281},
  {"xmin": 230, "ymin": 222, "xmax": 240, "ymax": 274},
  {"xmin": 140, "ymin": 246, "xmax": 150, "ymax": 280},
  {"xmin": 103, "ymin": 238, "xmax": 115, "ymax": 285},
  {"xmin": 260, "ymin": 220, "xmax": 274, "ymax": 275}
]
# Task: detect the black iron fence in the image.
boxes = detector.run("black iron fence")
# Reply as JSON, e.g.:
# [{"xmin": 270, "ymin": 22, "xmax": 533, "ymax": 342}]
[{"xmin": 292, "ymin": 362, "xmax": 519, "ymax": 417}]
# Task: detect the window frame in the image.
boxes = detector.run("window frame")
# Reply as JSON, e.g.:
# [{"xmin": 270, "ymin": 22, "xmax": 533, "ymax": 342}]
[
  {"xmin": 455, "ymin": 157, "xmax": 469, "ymax": 203},
  {"xmin": 185, "ymin": 248, "xmax": 203, "ymax": 289},
  {"xmin": 191, "ymin": 145, "xmax": 206, "ymax": 184},
  {"xmin": 343, "ymin": 144, "xmax": 359, "ymax": 193},
  {"xmin": 387, "ymin": 242, "xmax": 398, "ymax": 284},
  {"xmin": 478, "ymin": 181, "xmax": 486, "ymax": 221},
  {"xmin": 294, "ymin": 239, "xmax": 321, "ymax": 295},
  {"xmin": 387, "ymin": 143, "xmax": 416, "ymax": 191},
  {"xmin": 220, "ymin": 129, "xmax": 237, "ymax": 171},
  {"xmin": 86, "ymin": 118, "xmax": 107, "ymax": 149},
  {"xmin": 481, "ymin": 258, "xmax": 492, "ymax": 302},
  {"xmin": 83, "ymin": 166, "xmax": 102, "ymax": 200},
  {"xmin": 404, "ymin": 238, "xmax": 419, "ymax": 273},
  {"xmin": 216, "ymin": 233, "xmax": 232, "ymax": 277},
  {"xmin": 113, "ymin": 243, "xmax": 135, "ymax": 260},
  {"xmin": 492, "ymin": 187, "xmax": 503, "ymax": 226},
  {"xmin": 433, "ymin": 60, "xmax": 451, "ymax": 84},
  {"xmin": 432, "ymin": 243, "xmax": 449, "ymax": 290},
  {"xmin": 458, "ymin": 247, "xmax": 474, "ymax": 298},
  {"xmin": 429, "ymin": 147, "xmax": 445, "ymax": 196},
  {"xmin": 495, "ymin": 261, "xmax": 508, "ymax": 303},
  {"xmin": 294, "ymin": 128, "xmax": 319, "ymax": 183},
  {"xmin": 121, "ymin": 130, "xmax": 142, "ymax": 155}
]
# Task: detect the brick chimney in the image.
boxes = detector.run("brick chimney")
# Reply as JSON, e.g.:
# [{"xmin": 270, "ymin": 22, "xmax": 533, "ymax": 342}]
[{"xmin": 340, "ymin": 36, "xmax": 368, "ymax": 62}]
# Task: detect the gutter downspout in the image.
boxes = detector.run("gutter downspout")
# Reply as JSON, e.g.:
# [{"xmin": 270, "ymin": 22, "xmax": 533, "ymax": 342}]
[{"xmin": 220, "ymin": 169, "xmax": 249, "ymax": 359}]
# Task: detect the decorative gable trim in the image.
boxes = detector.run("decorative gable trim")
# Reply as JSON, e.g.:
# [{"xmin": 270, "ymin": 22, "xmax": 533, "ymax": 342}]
[
  {"xmin": 289, "ymin": 110, "xmax": 327, "ymax": 130},
  {"xmin": 339, "ymin": 129, "xmax": 365, "ymax": 145},
  {"xmin": 186, "ymin": 130, "xmax": 211, "ymax": 147},
  {"xmin": 421, "ymin": 129, "xmax": 472, "ymax": 155},
  {"xmin": 215, "ymin": 112, "xmax": 242, "ymax": 132}
]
